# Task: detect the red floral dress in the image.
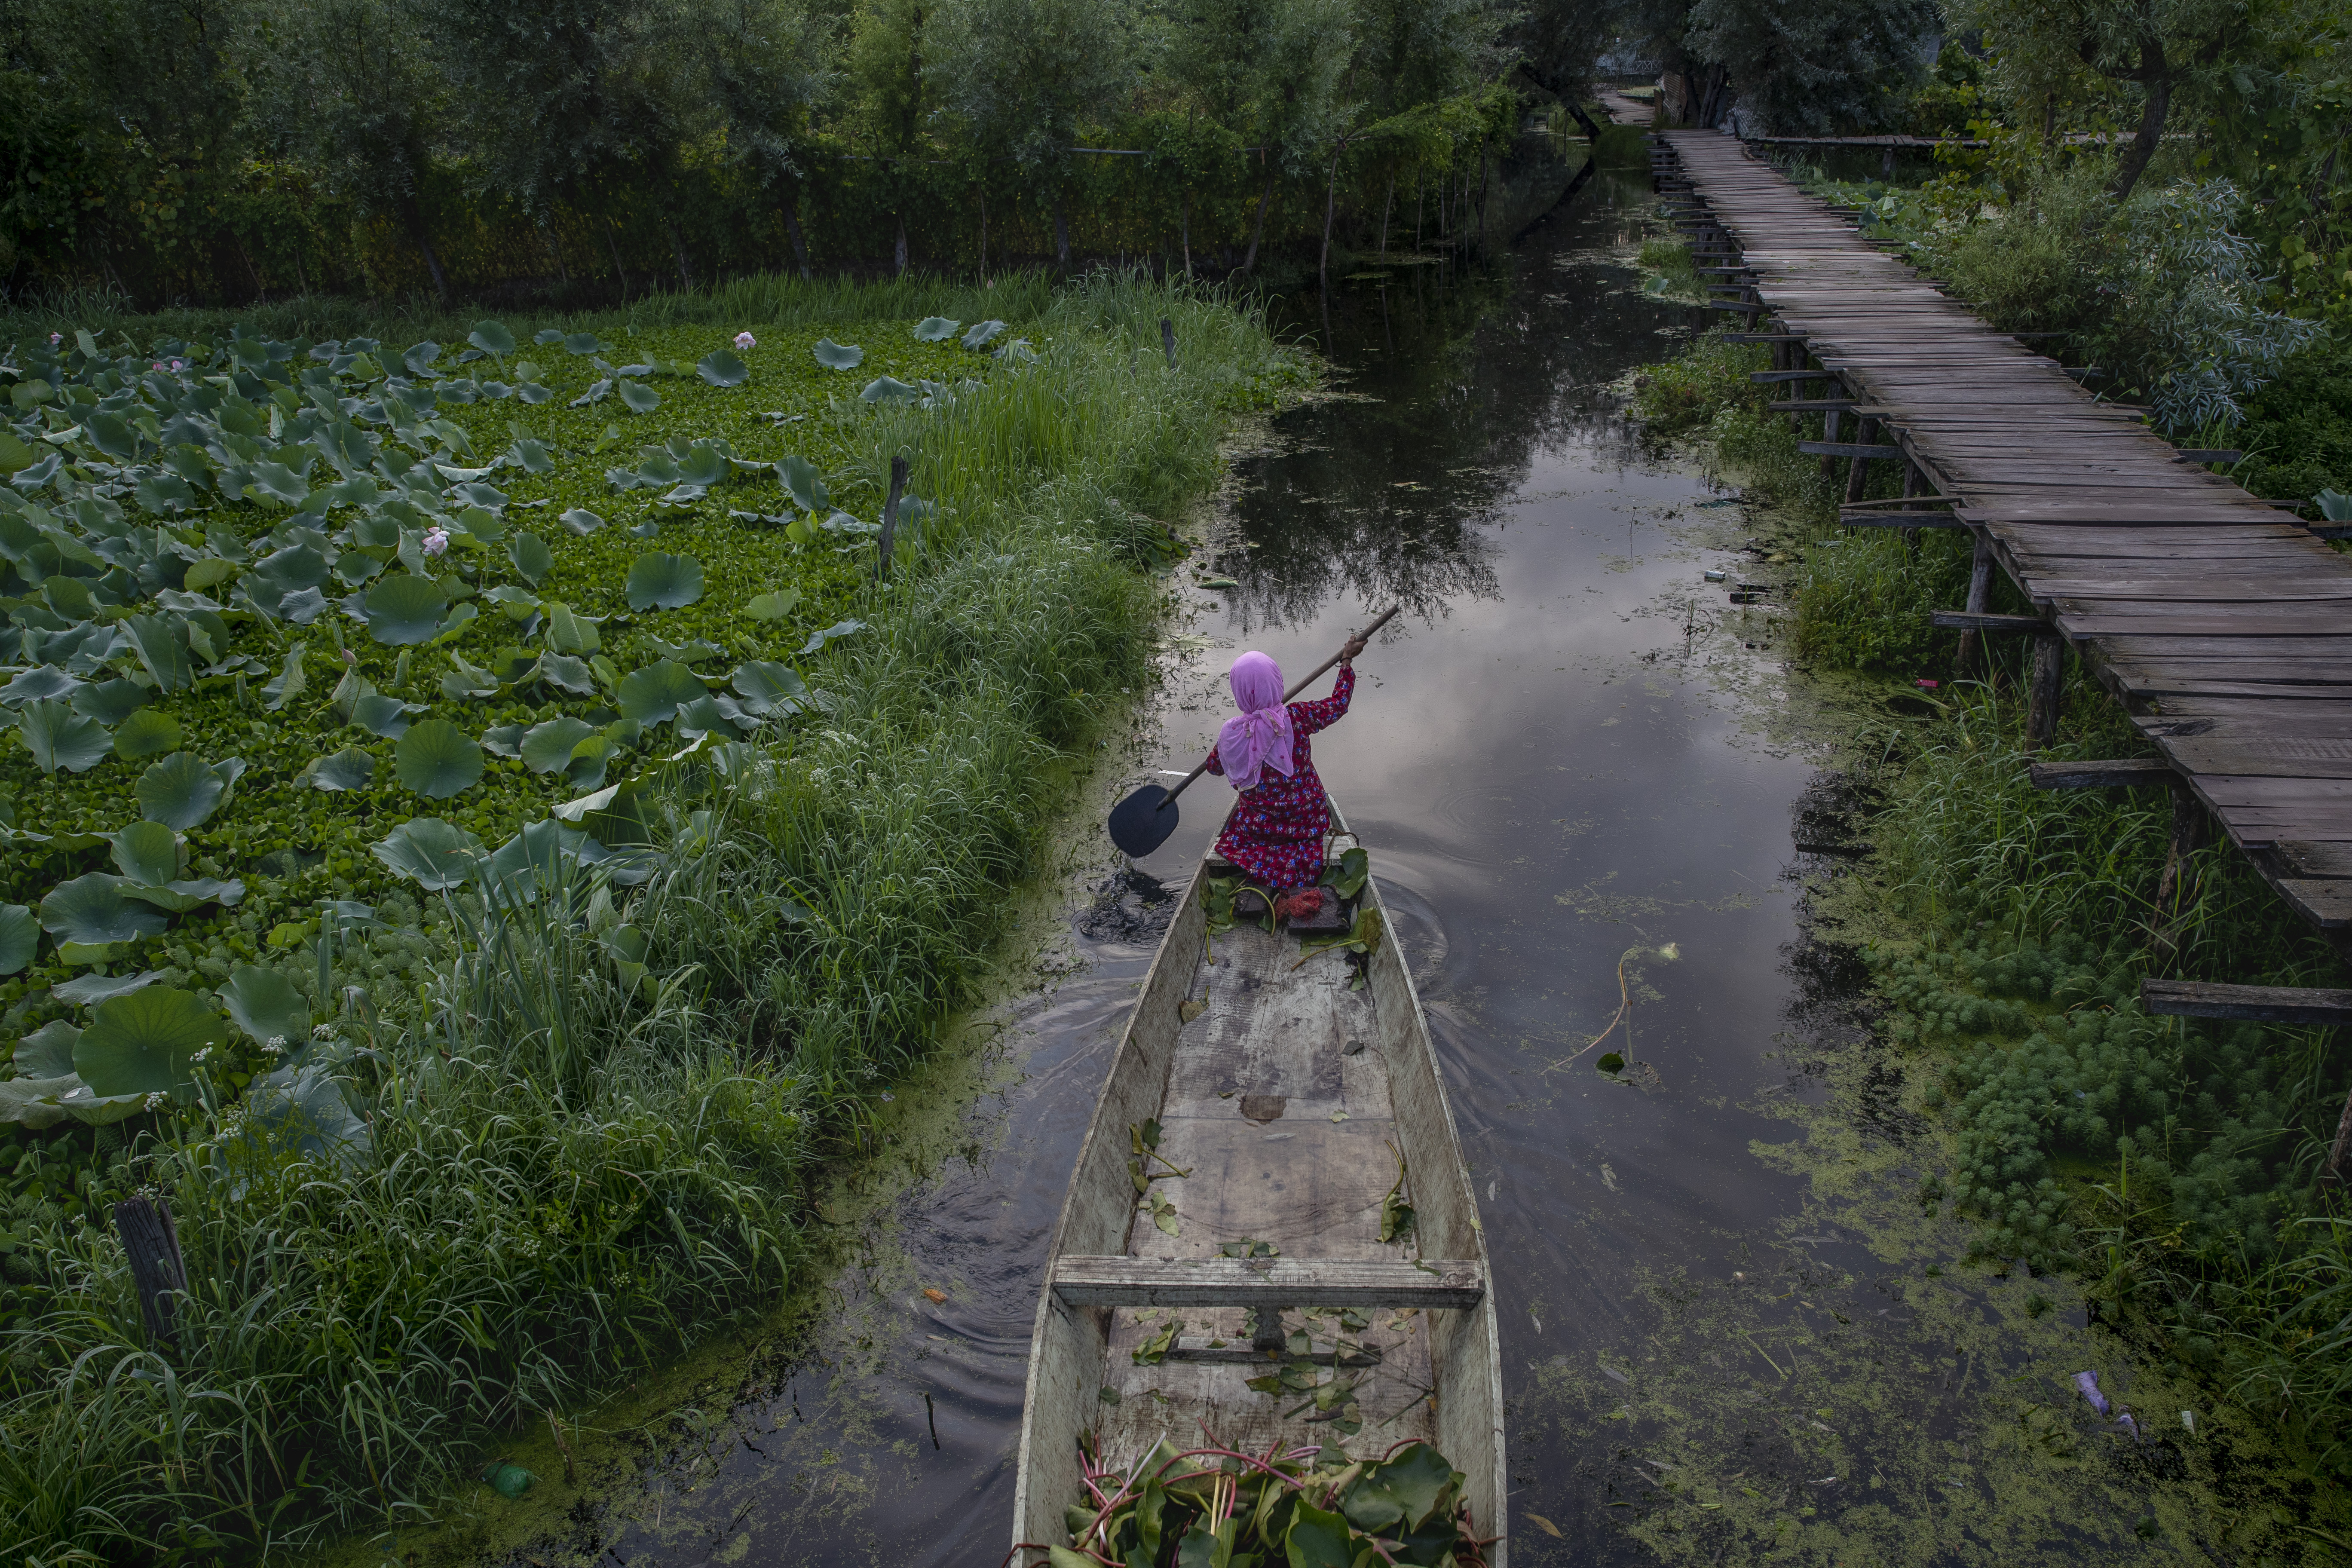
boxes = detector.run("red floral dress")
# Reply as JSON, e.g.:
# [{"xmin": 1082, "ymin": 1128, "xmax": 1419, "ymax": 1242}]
[{"xmin": 1204, "ymin": 665, "xmax": 1354, "ymax": 890}]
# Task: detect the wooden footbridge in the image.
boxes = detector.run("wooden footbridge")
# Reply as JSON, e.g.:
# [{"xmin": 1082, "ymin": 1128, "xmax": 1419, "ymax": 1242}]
[{"xmin": 1647, "ymin": 130, "xmax": 2352, "ymax": 1125}]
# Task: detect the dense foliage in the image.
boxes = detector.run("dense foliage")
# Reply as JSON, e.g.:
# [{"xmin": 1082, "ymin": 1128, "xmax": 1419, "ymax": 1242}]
[
  {"xmin": 0, "ymin": 270, "xmax": 1305, "ymax": 1556},
  {"xmin": 0, "ymin": 0, "xmax": 1590, "ymax": 306}
]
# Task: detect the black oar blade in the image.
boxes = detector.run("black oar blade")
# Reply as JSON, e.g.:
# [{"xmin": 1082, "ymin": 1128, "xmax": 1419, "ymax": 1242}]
[{"xmin": 1108, "ymin": 784, "xmax": 1180, "ymax": 858}]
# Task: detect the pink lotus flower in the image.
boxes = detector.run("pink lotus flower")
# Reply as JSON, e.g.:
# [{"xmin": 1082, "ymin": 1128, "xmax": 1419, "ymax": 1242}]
[
  {"xmin": 734, "ymin": 331, "xmax": 756, "ymax": 351},
  {"xmin": 48, "ymin": 333, "xmax": 60, "ymax": 344},
  {"xmin": 152, "ymin": 362, "xmax": 164, "ymax": 371},
  {"xmin": 340, "ymin": 648, "xmax": 358, "ymax": 665},
  {"xmin": 423, "ymin": 526, "xmax": 449, "ymax": 557},
  {"xmin": 1915, "ymin": 679, "xmax": 1939, "ymax": 689}
]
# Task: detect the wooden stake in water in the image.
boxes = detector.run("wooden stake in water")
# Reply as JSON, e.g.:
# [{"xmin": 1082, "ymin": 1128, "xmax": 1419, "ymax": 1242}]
[
  {"xmin": 878, "ymin": 454, "xmax": 908, "ymax": 582},
  {"xmin": 113, "ymin": 1194, "xmax": 186, "ymax": 1348}
]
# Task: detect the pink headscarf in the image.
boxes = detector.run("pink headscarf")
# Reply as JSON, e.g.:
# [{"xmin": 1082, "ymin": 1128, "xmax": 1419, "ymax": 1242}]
[{"xmin": 1217, "ymin": 651, "xmax": 1294, "ymax": 792}]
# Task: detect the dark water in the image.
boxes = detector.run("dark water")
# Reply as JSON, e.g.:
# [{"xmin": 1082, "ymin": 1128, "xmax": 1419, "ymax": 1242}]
[{"xmin": 511, "ymin": 157, "xmax": 2259, "ymax": 1568}]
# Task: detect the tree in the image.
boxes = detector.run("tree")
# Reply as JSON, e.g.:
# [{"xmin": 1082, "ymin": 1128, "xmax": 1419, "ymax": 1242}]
[
  {"xmin": 255, "ymin": 0, "xmax": 453, "ymax": 299},
  {"xmin": 413, "ymin": 0, "xmax": 713, "ymax": 289},
  {"xmin": 845, "ymin": 0, "xmax": 936, "ymax": 274},
  {"xmin": 708, "ymin": 0, "xmax": 838, "ymax": 279},
  {"xmin": 1955, "ymin": 0, "xmax": 2259, "ymax": 199},
  {"xmin": 1685, "ymin": 0, "xmax": 1941, "ymax": 135},
  {"xmin": 931, "ymin": 0, "xmax": 1139, "ymax": 271}
]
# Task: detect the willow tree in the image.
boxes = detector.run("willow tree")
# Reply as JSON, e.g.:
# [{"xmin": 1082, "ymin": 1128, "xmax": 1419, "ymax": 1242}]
[
  {"xmin": 257, "ymin": 0, "xmax": 453, "ymax": 299},
  {"xmin": 708, "ymin": 0, "xmax": 838, "ymax": 279},
  {"xmin": 846, "ymin": 0, "xmax": 937, "ymax": 274},
  {"xmin": 931, "ymin": 0, "xmax": 1138, "ymax": 271},
  {"xmin": 1684, "ymin": 0, "xmax": 1940, "ymax": 134},
  {"xmin": 412, "ymin": 0, "xmax": 712, "ymax": 290}
]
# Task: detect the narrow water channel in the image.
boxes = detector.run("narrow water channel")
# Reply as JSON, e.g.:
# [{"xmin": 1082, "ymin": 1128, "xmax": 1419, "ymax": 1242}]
[{"xmin": 532, "ymin": 155, "xmax": 2254, "ymax": 1568}]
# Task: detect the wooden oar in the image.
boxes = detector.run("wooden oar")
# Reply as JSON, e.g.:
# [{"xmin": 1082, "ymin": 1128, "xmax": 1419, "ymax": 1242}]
[{"xmin": 1108, "ymin": 606, "xmax": 1398, "ymax": 859}]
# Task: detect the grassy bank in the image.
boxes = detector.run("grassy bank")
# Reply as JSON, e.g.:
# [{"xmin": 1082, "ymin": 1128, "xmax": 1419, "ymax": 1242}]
[
  {"xmin": 0, "ymin": 270, "xmax": 1302, "ymax": 1558},
  {"xmin": 1630, "ymin": 309, "xmax": 2352, "ymax": 1485}
]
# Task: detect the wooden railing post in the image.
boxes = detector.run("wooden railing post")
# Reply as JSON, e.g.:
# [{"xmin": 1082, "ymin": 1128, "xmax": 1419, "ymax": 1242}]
[
  {"xmin": 113, "ymin": 1194, "xmax": 187, "ymax": 1348},
  {"xmin": 2026, "ymin": 632, "xmax": 2064, "ymax": 751}
]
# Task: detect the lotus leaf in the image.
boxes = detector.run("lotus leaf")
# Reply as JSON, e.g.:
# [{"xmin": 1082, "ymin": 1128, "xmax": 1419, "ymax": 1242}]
[
  {"xmin": 469, "ymin": 320, "xmax": 517, "ymax": 357},
  {"xmin": 248, "ymin": 461, "xmax": 311, "ymax": 507},
  {"xmin": 799, "ymin": 619, "xmax": 867, "ymax": 656},
  {"xmin": 483, "ymin": 583, "xmax": 543, "ymax": 621},
  {"xmin": 0, "ymin": 1075, "xmax": 78, "ymax": 1129},
  {"xmin": 616, "ymin": 660, "xmax": 707, "ymax": 725},
  {"xmin": 40, "ymin": 874, "xmax": 170, "ymax": 944},
  {"xmin": 74, "ymin": 987, "xmax": 223, "ymax": 1099},
  {"xmin": 860, "ymin": 376, "xmax": 921, "ymax": 403},
  {"xmin": 697, "ymin": 348, "xmax": 750, "ymax": 386},
  {"xmin": 731, "ymin": 661, "xmax": 808, "ymax": 715},
  {"xmin": 618, "ymin": 380, "xmax": 661, "ymax": 414},
  {"xmin": 121, "ymin": 616, "xmax": 192, "ymax": 690},
  {"xmin": 775, "ymin": 454, "xmax": 827, "ymax": 513},
  {"xmin": 563, "ymin": 734, "xmax": 616, "ymax": 790},
  {"xmin": 85, "ymin": 410, "xmax": 139, "ymax": 459},
  {"xmin": 122, "ymin": 876, "xmax": 245, "ymax": 915},
  {"xmin": 645, "ymin": 636, "xmax": 724, "ymax": 663},
  {"xmin": 625, "ymin": 551, "xmax": 705, "ymax": 610},
  {"xmin": 677, "ymin": 445, "xmax": 730, "ymax": 488},
  {"xmin": 1, "ymin": 665, "xmax": 81, "ymax": 707},
  {"xmin": 138, "ymin": 472, "xmax": 199, "ymax": 515},
  {"xmin": 362, "ymin": 574, "xmax": 451, "ymax": 644},
  {"xmin": 674, "ymin": 694, "xmax": 740, "ymax": 738},
  {"xmin": 244, "ymin": 1061, "xmax": 372, "ymax": 1167},
  {"xmin": 72, "ymin": 679, "xmax": 149, "ymax": 724},
  {"xmin": 481, "ymin": 723, "xmax": 526, "ymax": 759},
  {"xmin": 912, "ymin": 316, "xmax": 961, "ymax": 341},
  {"xmin": 52, "ymin": 970, "xmax": 165, "ymax": 1007},
  {"xmin": 544, "ymin": 600, "xmax": 601, "ymax": 653},
  {"xmin": 371, "ymin": 817, "xmax": 484, "ymax": 890},
  {"xmin": 571, "ymin": 378, "xmax": 612, "ymax": 407},
  {"xmin": 537, "ymin": 652, "xmax": 598, "ymax": 694},
  {"xmin": 18, "ymin": 699, "xmax": 115, "ymax": 773},
  {"xmin": 261, "ymin": 645, "xmax": 308, "ymax": 711},
  {"xmin": 521, "ymin": 716, "xmax": 599, "ymax": 774},
  {"xmin": 15, "ymin": 1020, "xmax": 77, "ymax": 1076},
  {"xmin": 434, "ymin": 602, "xmax": 480, "ymax": 641},
  {"xmin": 394, "ymin": 719, "xmax": 484, "ymax": 798},
  {"xmin": 349, "ymin": 693, "xmax": 420, "ymax": 738},
  {"xmin": 960, "ymin": 319, "xmax": 1007, "ymax": 349},
  {"xmin": 508, "ymin": 532, "xmax": 555, "ymax": 586},
  {"xmin": 306, "ymin": 747, "xmax": 376, "ymax": 791},
  {"xmin": 745, "ymin": 588, "xmax": 802, "ymax": 620},
  {"xmin": 136, "ymin": 751, "xmax": 231, "ymax": 829},
  {"xmin": 813, "ymin": 337, "xmax": 864, "ymax": 369},
  {"xmin": 111, "ymin": 821, "xmax": 181, "ymax": 885},
  {"xmin": 402, "ymin": 340, "xmax": 443, "ymax": 375},
  {"xmin": 219, "ymin": 965, "xmax": 310, "ymax": 1049},
  {"xmin": 113, "ymin": 707, "xmax": 182, "ymax": 760},
  {"xmin": 561, "ymin": 506, "xmax": 605, "ymax": 536},
  {"xmin": 0, "ymin": 903, "xmax": 35, "ymax": 974}
]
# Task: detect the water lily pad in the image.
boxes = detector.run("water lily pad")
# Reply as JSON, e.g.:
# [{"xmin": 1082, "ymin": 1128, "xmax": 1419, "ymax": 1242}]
[
  {"xmin": 393, "ymin": 719, "xmax": 484, "ymax": 798},
  {"xmin": 219, "ymin": 965, "xmax": 310, "ymax": 1050},
  {"xmin": 697, "ymin": 348, "xmax": 749, "ymax": 386},
  {"xmin": 616, "ymin": 660, "xmax": 707, "ymax": 725},
  {"xmin": 521, "ymin": 716, "xmax": 599, "ymax": 774},
  {"xmin": 860, "ymin": 376, "xmax": 921, "ymax": 404},
  {"xmin": 112, "ymin": 707, "xmax": 182, "ymax": 760},
  {"xmin": 137, "ymin": 752, "xmax": 230, "ymax": 830},
  {"xmin": 0, "ymin": 903, "xmax": 36, "ymax": 974},
  {"xmin": 468, "ymin": 320, "xmax": 517, "ymax": 357},
  {"xmin": 110, "ymin": 821, "xmax": 180, "ymax": 886},
  {"xmin": 305, "ymin": 747, "xmax": 376, "ymax": 791},
  {"xmin": 40, "ymin": 873, "xmax": 169, "ymax": 944},
  {"xmin": 813, "ymin": 338, "xmax": 864, "ymax": 369},
  {"xmin": 625, "ymin": 551, "xmax": 705, "ymax": 611},
  {"xmin": 74, "ymin": 986, "xmax": 223, "ymax": 1099},
  {"xmin": 363, "ymin": 574, "xmax": 453, "ymax": 645},
  {"xmin": 618, "ymin": 380, "xmax": 660, "ymax": 414},
  {"xmin": 775, "ymin": 454, "xmax": 827, "ymax": 513},
  {"xmin": 508, "ymin": 532, "xmax": 555, "ymax": 587},
  {"xmin": 16, "ymin": 699, "xmax": 113, "ymax": 773},
  {"xmin": 372, "ymin": 817, "xmax": 484, "ymax": 890},
  {"xmin": 912, "ymin": 316, "xmax": 961, "ymax": 341}
]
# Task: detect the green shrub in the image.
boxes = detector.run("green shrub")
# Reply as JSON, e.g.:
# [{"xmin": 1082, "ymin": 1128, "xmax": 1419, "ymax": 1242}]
[{"xmin": 1791, "ymin": 528, "xmax": 1971, "ymax": 672}]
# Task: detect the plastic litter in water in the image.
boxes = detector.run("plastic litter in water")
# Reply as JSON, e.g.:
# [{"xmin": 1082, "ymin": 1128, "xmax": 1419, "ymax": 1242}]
[
  {"xmin": 2072, "ymin": 1369, "xmax": 2110, "ymax": 1417},
  {"xmin": 482, "ymin": 1460, "xmax": 536, "ymax": 1499},
  {"xmin": 1703, "ymin": 569, "xmax": 1728, "ymax": 582}
]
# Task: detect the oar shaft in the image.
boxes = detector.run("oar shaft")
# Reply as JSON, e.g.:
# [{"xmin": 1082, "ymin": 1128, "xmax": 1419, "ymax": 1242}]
[{"xmin": 1158, "ymin": 605, "xmax": 1399, "ymax": 811}]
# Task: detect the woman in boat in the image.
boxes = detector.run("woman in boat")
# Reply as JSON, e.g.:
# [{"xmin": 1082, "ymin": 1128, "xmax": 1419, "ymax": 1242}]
[{"xmin": 1204, "ymin": 631, "xmax": 1369, "ymax": 922}]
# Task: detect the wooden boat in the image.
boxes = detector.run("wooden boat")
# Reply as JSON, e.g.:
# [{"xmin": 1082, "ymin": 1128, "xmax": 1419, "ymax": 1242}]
[{"xmin": 1011, "ymin": 810, "xmax": 1505, "ymax": 1565}]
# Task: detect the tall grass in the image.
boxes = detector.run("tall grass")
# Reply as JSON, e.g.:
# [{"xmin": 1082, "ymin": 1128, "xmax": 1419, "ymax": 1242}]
[{"xmin": 0, "ymin": 272, "xmax": 1298, "ymax": 1558}]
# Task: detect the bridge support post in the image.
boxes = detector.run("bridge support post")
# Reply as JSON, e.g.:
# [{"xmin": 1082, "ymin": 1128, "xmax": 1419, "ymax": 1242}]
[
  {"xmin": 2026, "ymin": 633, "xmax": 2064, "ymax": 751},
  {"xmin": 1955, "ymin": 534, "xmax": 1997, "ymax": 670}
]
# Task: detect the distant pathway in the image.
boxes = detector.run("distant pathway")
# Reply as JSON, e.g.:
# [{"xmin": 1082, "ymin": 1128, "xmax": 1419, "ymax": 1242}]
[
  {"xmin": 1656, "ymin": 130, "xmax": 2352, "ymax": 949},
  {"xmin": 1598, "ymin": 89, "xmax": 1654, "ymax": 126}
]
